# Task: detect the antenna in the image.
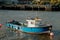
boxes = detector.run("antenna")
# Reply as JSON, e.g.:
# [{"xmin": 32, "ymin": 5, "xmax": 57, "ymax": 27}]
[{"xmin": 36, "ymin": 5, "xmax": 39, "ymax": 17}]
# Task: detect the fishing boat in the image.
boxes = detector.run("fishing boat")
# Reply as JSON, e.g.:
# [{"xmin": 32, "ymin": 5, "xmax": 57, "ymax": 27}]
[{"xmin": 6, "ymin": 17, "xmax": 52, "ymax": 34}]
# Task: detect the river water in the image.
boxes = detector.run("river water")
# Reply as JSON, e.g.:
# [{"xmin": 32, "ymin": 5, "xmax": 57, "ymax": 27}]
[{"xmin": 0, "ymin": 10, "xmax": 60, "ymax": 40}]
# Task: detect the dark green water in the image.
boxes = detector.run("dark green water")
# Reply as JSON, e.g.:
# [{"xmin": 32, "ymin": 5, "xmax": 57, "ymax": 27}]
[{"xmin": 0, "ymin": 10, "xmax": 60, "ymax": 40}]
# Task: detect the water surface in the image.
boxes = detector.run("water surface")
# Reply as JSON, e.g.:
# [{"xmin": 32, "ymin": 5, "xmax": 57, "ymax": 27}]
[{"xmin": 0, "ymin": 10, "xmax": 60, "ymax": 40}]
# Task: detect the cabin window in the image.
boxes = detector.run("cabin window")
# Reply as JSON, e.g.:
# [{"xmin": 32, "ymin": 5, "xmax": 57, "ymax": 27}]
[{"xmin": 31, "ymin": 22, "xmax": 34, "ymax": 24}]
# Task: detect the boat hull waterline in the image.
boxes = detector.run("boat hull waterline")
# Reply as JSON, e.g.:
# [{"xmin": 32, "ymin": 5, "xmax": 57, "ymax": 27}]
[{"xmin": 6, "ymin": 23, "xmax": 52, "ymax": 34}]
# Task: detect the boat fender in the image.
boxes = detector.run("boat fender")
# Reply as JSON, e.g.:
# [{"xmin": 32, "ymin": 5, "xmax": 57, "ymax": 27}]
[
  {"xmin": 50, "ymin": 32, "xmax": 54, "ymax": 39},
  {"xmin": 0, "ymin": 24, "xmax": 2, "ymax": 28}
]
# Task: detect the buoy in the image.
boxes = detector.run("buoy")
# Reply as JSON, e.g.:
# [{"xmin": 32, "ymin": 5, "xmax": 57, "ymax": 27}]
[
  {"xmin": 50, "ymin": 32, "xmax": 54, "ymax": 40},
  {"xmin": 50, "ymin": 32, "xmax": 54, "ymax": 36},
  {"xmin": 0, "ymin": 24, "xmax": 2, "ymax": 28}
]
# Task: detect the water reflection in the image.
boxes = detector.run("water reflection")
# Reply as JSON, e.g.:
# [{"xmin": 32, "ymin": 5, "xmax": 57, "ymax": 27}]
[
  {"xmin": 4, "ymin": 25, "xmax": 54, "ymax": 40},
  {"xmin": 1, "ymin": 24, "xmax": 54, "ymax": 40},
  {"xmin": 0, "ymin": 26, "xmax": 54, "ymax": 40},
  {"xmin": 4, "ymin": 28, "xmax": 60, "ymax": 40},
  {"xmin": 10, "ymin": 31, "xmax": 54, "ymax": 40}
]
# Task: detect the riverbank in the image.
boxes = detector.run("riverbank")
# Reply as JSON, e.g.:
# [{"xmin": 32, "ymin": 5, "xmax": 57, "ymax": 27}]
[{"xmin": 0, "ymin": 4, "xmax": 60, "ymax": 11}]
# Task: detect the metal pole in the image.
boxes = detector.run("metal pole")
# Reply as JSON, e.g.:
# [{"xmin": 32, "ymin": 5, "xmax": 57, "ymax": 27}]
[{"xmin": 27, "ymin": 0, "xmax": 28, "ymax": 4}]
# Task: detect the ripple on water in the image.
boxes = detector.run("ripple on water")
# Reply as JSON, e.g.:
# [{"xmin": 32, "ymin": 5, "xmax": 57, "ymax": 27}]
[{"xmin": 0, "ymin": 30, "xmax": 6, "ymax": 39}]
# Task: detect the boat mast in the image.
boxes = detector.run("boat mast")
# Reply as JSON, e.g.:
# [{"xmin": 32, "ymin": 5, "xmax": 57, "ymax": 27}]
[{"xmin": 36, "ymin": 2, "xmax": 39, "ymax": 17}]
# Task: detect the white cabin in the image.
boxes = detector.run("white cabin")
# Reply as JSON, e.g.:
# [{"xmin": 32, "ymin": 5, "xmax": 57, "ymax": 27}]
[{"xmin": 26, "ymin": 17, "xmax": 42, "ymax": 27}]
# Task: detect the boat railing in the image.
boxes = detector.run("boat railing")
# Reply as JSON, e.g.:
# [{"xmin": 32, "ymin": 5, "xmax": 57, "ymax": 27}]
[{"xmin": 19, "ymin": 22, "xmax": 27, "ymax": 27}]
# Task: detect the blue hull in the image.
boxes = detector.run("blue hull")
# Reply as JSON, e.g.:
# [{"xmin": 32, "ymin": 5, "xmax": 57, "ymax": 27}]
[{"xmin": 6, "ymin": 23, "xmax": 52, "ymax": 34}]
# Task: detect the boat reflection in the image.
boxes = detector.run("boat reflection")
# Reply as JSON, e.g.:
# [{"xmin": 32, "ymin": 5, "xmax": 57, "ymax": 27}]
[{"xmin": 14, "ymin": 32, "xmax": 54, "ymax": 40}]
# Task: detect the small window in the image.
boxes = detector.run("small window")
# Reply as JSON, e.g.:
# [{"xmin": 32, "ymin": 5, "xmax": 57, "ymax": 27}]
[
  {"xmin": 8, "ymin": 24, "xmax": 10, "ymax": 28},
  {"xmin": 18, "ymin": 27, "xmax": 20, "ymax": 29},
  {"xmin": 31, "ymin": 22, "xmax": 34, "ymax": 24},
  {"xmin": 12, "ymin": 26, "xmax": 13, "ymax": 28},
  {"xmin": 9, "ymin": 24, "xmax": 10, "ymax": 27}
]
